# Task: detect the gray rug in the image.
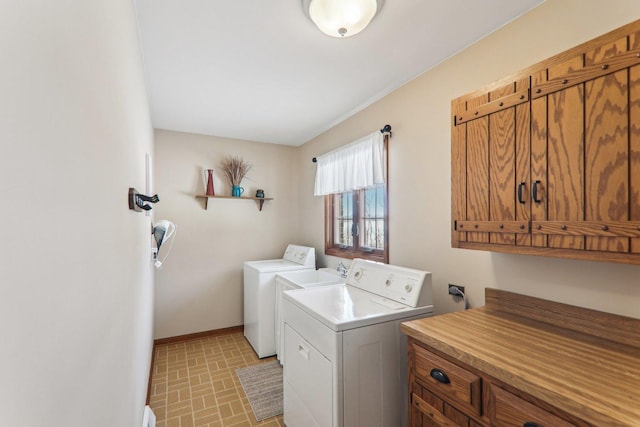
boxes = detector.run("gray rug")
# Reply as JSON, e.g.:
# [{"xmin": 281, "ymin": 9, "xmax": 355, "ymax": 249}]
[{"xmin": 236, "ymin": 361, "xmax": 283, "ymax": 421}]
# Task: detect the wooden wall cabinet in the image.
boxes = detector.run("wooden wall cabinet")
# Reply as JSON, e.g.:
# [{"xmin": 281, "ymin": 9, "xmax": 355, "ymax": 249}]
[{"xmin": 451, "ymin": 19, "xmax": 640, "ymax": 264}]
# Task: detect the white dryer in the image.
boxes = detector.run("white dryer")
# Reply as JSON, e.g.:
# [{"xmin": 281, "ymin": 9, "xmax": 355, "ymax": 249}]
[
  {"xmin": 243, "ymin": 244, "xmax": 315, "ymax": 358},
  {"xmin": 282, "ymin": 259, "xmax": 433, "ymax": 427}
]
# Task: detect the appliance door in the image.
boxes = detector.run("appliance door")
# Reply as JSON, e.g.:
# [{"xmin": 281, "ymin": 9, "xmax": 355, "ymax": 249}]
[
  {"xmin": 243, "ymin": 263, "xmax": 260, "ymax": 355},
  {"xmin": 245, "ymin": 261, "xmax": 316, "ymax": 358},
  {"xmin": 284, "ymin": 325, "xmax": 332, "ymax": 427},
  {"xmin": 243, "ymin": 265, "xmax": 278, "ymax": 358},
  {"xmin": 275, "ymin": 278, "xmax": 299, "ymax": 364}
]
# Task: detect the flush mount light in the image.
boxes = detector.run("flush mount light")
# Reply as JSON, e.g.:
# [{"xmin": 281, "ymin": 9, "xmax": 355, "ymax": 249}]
[{"xmin": 302, "ymin": 0, "xmax": 384, "ymax": 38}]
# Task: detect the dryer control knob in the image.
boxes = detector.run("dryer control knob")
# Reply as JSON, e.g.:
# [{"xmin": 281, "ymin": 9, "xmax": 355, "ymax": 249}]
[{"xmin": 405, "ymin": 285, "xmax": 413, "ymax": 293}]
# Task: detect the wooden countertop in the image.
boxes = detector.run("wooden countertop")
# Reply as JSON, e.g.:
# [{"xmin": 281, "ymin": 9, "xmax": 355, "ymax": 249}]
[{"xmin": 401, "ymin": 289, "xmax": 640, "ymax": 427}]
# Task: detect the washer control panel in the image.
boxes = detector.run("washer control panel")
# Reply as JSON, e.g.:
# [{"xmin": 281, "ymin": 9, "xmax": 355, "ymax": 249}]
[
  {"xmin": 283, "ymin": 244, "xmax": 316, "ymax": 267},
  {"xmin": 346, "ymin": 259, "xmax": 432, "ymax": 307}
]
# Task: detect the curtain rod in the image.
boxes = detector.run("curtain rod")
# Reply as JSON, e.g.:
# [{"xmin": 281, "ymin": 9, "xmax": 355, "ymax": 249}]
[{"xmin": 312, "ymin": 124, "xmax": 391, "ymax": 163}]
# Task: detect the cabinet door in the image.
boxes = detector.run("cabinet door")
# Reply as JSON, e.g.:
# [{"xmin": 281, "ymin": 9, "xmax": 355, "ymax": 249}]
[
  {"xmin": 452, "ymin": 79, "xmax": 531, "ymax": 247},
  {"xmin": 451, "ymin": 19, "xmax": 640, "ymax": 264},
  {"xmin": 531, "ymin": 31, "xmax": 640, "ymax": 254}
]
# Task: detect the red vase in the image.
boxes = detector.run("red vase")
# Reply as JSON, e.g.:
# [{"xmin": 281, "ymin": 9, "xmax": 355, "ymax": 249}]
[{"xmin": 206, "ymin": 169, "xmax": 215, "ymax": 196}]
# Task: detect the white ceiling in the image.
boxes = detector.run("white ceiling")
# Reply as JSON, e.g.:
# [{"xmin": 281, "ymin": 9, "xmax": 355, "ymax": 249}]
[{"xmin": 135, "ymin": 0, "xmax": 544, "ymax": 146}]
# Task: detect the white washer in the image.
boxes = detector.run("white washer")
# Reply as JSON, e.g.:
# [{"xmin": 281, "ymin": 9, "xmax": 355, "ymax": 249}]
[
  {"xmin": 274, "ymin": 268, "xmax": 344, "ymax": 364},
  {"xmin": 243, "ymin": 244, "xmax": 315, "ymax": 358},
  {"xmin": 283, "ymin": 259, "xmax": 433, "ymax": 427}
]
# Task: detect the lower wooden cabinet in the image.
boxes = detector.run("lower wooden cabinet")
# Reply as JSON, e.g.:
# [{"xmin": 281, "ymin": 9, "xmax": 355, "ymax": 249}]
[
  {"xmin": 408, "ymin": 340, "xmax": 577, "ymax": 427},
  {"xmin": 403, "ymin": 289, "xmax": 640, "ymax": 426}
]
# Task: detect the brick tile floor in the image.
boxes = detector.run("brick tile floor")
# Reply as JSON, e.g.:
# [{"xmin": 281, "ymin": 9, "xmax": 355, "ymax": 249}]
[{"xmin": 149, "ymin": 332, "xmax": 284, "ymax": 427}]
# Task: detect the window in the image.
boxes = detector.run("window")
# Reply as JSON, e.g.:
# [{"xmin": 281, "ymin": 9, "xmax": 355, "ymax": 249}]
[
  {"xmin": 315, "ymin": 130, "xmax": 389, "ymax": 263},
  {"xmin": 325, "ymin": 183, "xmax": 388, "ymax": 263}
]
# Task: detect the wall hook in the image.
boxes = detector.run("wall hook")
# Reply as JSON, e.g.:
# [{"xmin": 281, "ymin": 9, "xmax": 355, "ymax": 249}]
[{"xmin": 129, "ymin": 187, "xmax": 159, "ymax": 212}]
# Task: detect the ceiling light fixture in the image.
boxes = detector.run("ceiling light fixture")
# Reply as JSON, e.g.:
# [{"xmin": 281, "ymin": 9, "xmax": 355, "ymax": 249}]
[{"xmin": 303, "ymin": 0, "xmax": 384, "ymax": 38}]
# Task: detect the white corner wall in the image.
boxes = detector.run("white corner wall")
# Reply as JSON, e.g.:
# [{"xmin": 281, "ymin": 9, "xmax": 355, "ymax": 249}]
[
  {"xmin": 299, "ymin": 0, "xmax": 640, "ymax": 318},
  {"xmin": 1, "ymin": 1, "xmax": 154, "ymax": 426},
  {"xmin": 153, "ymin": 130, "xmax": 301, "ymax": 339}
]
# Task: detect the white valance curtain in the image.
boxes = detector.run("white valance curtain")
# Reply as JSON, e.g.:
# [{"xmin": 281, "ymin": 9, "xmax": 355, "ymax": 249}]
[{"xmin": 314, "ymin": 130, "xmax": 385, "ymax": 196}]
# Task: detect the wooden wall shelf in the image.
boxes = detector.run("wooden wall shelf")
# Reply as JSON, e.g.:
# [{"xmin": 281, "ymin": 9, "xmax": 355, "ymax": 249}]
[{"xmin": 195, "ymin": 195, "xmax": 274, "ymax": 211}]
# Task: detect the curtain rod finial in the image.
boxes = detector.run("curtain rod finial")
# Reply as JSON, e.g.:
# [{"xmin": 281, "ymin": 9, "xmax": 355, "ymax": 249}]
[{"xmin": 380, "ymin": 124, "xmax": 392, "ymax": 135}]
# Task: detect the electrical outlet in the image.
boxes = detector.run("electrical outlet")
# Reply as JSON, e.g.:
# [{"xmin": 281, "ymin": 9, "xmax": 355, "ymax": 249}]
[{"xmin": 448, "ymin": 284, "xmax": 465, "ymax": 295}]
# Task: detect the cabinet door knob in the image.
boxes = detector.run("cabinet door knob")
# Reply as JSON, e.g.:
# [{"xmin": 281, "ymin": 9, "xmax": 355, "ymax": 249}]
[{"xmin": 429, "ymin": 368, "xmax": 450, "ymax": 384}]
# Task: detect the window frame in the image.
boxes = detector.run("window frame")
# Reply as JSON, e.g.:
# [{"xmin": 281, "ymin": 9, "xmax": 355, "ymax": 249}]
[{"xmin": 324, "ymin": 135, "xmax": 389, "ymax": 263}]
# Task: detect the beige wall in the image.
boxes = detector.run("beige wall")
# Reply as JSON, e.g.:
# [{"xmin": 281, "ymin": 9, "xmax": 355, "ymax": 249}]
[
  {"xmin": 299, "ymin": 0, "xmax": 640, "ymax": 317},
  {"xmin": 153, "ymin": 130, "xmax": 301, "ymax": 339},
  {"xmin": 1, "ymin": 1, "xmax": 154, "ymax": 426},
  {"xmin": 152, "ymin": 0, "xmax": 640, "ymax": 340}
]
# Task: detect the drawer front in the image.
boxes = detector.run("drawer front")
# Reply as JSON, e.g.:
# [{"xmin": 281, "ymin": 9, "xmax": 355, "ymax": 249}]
[
  {"xmin": 412, "ymin": 392, "xmax": 464, "ymax": 427},
  {"xmin": 413, "ymin": 344, "xmax": 482, "ymax": 416},
  {"xmin": 486, "ymin": 383, "xmax": 575, "ymax": 427},
  {"xmin": 411, "ymin": 382, "xmax": 477, "ymax": 427}
]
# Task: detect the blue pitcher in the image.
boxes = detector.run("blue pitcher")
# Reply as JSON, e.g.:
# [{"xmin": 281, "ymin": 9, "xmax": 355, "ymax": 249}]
[{"xmin": 232, "ymin": 185, "xmax": 244, "ymax": 197}]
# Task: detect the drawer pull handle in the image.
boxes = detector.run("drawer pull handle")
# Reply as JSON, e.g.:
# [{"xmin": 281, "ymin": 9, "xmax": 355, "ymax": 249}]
[
  {"xmin": 429, "ymin": 368, "xmax": 450, "ymax": 384},
  {"xmin": 523, "ymin": 423, "xmax": 542, "ymax": 427}
]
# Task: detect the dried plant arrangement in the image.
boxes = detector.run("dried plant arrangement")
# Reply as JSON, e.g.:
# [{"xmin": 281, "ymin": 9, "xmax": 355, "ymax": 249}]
[{"xmin": 220, "ymin": 155, "xmax": 252, "ymax": 187}]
